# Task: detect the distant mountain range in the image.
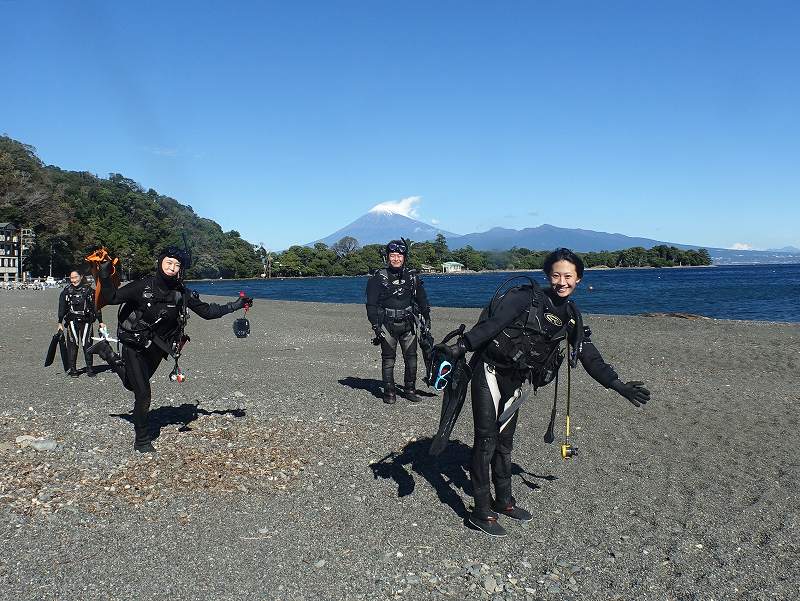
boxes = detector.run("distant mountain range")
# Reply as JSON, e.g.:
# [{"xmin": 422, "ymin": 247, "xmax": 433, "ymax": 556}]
[{"xmin": 309, "ymin": 210, "xmax": 800, "ymax": 265}]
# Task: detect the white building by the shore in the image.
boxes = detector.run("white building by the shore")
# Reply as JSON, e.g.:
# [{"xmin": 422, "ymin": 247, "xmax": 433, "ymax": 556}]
[{"xmin": 441, "ymin": 261, "xmax": 464, "ymax": 273}]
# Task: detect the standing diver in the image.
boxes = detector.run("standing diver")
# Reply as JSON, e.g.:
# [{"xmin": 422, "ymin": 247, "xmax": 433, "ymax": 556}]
[
  {"xmin": 366, "ymin": 239, "xmax": 431, "ymax": 404},
  {"xmin": 437, "ymin": 248, "xmax": 651, "ymax": 536},
  {"xmin": 90, "ymin": 246, "xmax": 253, "ymax": 452},
  {"xmin": 57, "ymin": 269, "xmax": 104, "ymax": 377}
]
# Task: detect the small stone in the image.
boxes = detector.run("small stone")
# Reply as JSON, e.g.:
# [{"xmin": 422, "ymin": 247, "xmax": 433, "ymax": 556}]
[
  {"xmin": 314, "ymin": 559, "xmax": 326, "ymax": 568},
  {"xmin": 30, "ymin": 439, "xmax": 58, "ymax": 451},
  {"xmin": 234, "ymin": 391, "xmax": 245, "ymax": 397},
  {"xmin": 525, "ymin": 588, "xmax": 536, "ymax": 594},
  {"xmin": 483, "ymin": 576, "xmax": 497, "ymax": 593},
  {"xmin": 406, "ymin": 575, "xmax": 420, "ymax": 585},
  {"xmin": 521, "ymin": 561, "xmax": 532, "ymax": 569},
  {"xmin": 547, "ymin": 584, "xmax": 562, "ymax": 594}
]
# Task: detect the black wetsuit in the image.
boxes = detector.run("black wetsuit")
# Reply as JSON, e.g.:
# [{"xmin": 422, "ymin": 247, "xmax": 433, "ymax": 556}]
[
  {"xmin": 365, "ymin": 266, "xmax": 431, "ymax": 390},
  {"xmin": 99, "ymin": 271, "xmax": 237, "ymax": 448},
  {"xmin": 463, "ymin": 286, "xmax": 618, "ymax": 516},
  {"xmin": 58, "ymin": 283, "xmax": 102, "ymax": 375}
]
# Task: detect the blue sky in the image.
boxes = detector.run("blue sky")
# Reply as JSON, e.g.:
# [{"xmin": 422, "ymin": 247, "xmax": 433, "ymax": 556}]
[{"xmin": 3, "ymin": 0, "xmax": 799, "ymax": 250}]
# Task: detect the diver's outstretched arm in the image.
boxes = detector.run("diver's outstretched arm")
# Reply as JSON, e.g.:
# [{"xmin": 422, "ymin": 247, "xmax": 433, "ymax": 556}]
[{"xmin": 187, "ymin": 291, "xmax": 253, "ymax": 320}]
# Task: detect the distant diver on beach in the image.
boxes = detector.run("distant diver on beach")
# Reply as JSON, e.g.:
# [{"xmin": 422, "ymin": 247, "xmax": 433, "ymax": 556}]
[
  {"xmin": 366, "ymin": 239, "xmax": 432, "ymax": 404},
  {"xmin": 57, "ymin": 269, "xmax": 104, "ymax": 378},
  {"xmin": 432, "ymin": 248, "xmax": 651, "ymax": 537},
  {"xmin": 88, "ymin": 246, "xmax": 253, "ymax": 453}
]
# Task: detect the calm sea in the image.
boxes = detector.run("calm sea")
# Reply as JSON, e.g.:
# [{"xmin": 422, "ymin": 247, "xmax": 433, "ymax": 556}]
[{"xmin": 190, "ymin": 264, "xmax": 800, "ymax": 323}]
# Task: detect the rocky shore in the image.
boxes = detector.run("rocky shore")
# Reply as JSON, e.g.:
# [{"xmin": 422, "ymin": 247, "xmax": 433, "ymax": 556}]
[{"xmin": 1, "ymin": 289, "xmax": 797, "ymax": 600}]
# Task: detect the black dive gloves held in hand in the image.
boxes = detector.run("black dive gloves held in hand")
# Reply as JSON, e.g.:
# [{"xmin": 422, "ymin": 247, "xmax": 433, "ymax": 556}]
[
  {"xmin": 227, "ymin": 295, "xmax": 253, "ymax": 312},
  {"xmin": 611, "ymin": 379, "xmax": 651, "ymax": 407},
  {"xmin": 436, "ymin": 337, "xmax": 468, "ymax": 362},
  {"xmin": 371, "ymin": 324, "xmax": 383, "ymax": 345}
]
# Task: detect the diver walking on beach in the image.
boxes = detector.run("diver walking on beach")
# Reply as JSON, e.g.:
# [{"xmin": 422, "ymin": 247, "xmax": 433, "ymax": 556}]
[
  {"xmin": 366, "ymin": 239, "xmax": 431, "ymax": 404},
  {"xmin": 90, "ymin": 246, "xmax": 252, "ymax": 453},
  {"xmin": 57, "ymin": 270, "xmax": 104, "ymax": 378},
  {"xmin": 436, "ymin": 248, "xmax": 651, "ymax": 536}
]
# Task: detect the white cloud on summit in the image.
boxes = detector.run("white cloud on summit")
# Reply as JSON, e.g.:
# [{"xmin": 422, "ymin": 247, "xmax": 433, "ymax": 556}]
[
  {"xmin": 369, "ymin": 196, "xmax": 421, "ymax": 218},
  {"xmin": 729, "ymin": 242, "xmax": 753, "ymax": 250}
]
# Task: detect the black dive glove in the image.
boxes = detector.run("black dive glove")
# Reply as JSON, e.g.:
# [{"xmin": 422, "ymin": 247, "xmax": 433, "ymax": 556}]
[
  {"xmin": 611, "ymin": 379, "xmax": 651, "ymax": 407},
  {"xmin": 227, "ymin": 296, "xmax": 253, "ymax": 312},
  {"xmin": 371, "ymin": 324, "xmax": 383, "ymax": 345},
  {"xmin": 435, "ymin": 337, "xmax": 467, "ymax": 362}
]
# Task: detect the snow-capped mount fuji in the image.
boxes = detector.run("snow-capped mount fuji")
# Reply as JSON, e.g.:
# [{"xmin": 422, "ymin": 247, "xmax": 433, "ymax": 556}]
[{"xmin": 310, "ymin": 208, "xmax": 458, "ymax": 247}]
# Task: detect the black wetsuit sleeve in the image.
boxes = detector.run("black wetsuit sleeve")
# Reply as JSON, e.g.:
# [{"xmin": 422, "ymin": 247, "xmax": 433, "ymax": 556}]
[
  {"xmin": 577, "ymin": 336, "xmax": 619, "ymax": 388},
  {"xmin": 463, "ymin": 288, "xmax": 532, "ymax": 351},
  {"xmin": 365, "ymin": 276, "xmax": 383, "ymax": 327},
  {"xmin": 100, "ymin": 277, "xmax": 146, "ymax": 306},
  {"xmin": 415, "ymin": 278, "xmax": 430, "ymax": 318},
  {"xmin": 186, "ymin": 290, "xmax": 233, "ymax": 320},
  {"xmin": 57, "ymin": 288, "xmax": 67, "ymax": 322}
]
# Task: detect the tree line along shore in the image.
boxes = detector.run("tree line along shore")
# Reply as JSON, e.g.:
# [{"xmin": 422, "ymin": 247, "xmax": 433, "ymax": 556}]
[{"xmin": 1, "ymin": 135, "xmax": 711, "ymax": 280}]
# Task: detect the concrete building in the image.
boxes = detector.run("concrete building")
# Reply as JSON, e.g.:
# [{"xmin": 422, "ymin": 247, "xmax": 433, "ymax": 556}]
[
  {"xmin": 0, "ymin": 223, "xmax": 21, "ymax": 282},
  {"xmin": 0, "ymin": 222, "xmax": 33, "ymax": 282},
  {"xmin": 441, "ymin": 261, "xmax": 464, "ymax": 273}
]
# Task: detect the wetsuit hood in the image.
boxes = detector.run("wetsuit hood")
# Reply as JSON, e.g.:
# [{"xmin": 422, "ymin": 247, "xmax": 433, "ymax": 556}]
[
  {"xmin": 385, "ymin": 239, "xmax": 408, "ymax": 273},
  {"xmin": 157, "ymin": 246, "xmax": 191, "ymax": 288}
]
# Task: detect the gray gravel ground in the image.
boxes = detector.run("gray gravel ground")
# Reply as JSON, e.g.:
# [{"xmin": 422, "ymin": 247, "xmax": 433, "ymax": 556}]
[{"xmin": 1, "ymin": 288, "xmax": 798, "ymax": 601}]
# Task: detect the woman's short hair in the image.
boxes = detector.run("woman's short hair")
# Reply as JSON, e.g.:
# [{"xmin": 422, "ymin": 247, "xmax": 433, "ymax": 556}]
[{"xmin": 543, "ymin": 248, "xmax": 584, "ymax": 279}]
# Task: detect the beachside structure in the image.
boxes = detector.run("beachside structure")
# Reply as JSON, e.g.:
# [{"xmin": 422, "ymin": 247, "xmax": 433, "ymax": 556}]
[
  {"xmin": 441, "ymin": 261, "xmax": 464, "ymax": 273},
  {"xmin": 0, "ymin": 222, "xmax": 33, "ymax": 282},
  {"xmin": 419, "ymin": 263, "xmax": 436, "ymax": 274}
]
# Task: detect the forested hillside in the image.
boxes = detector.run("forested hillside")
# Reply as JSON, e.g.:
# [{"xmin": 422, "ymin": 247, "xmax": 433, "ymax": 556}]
[{"xmin": 0, "ymin": 136, "xmax": 262, "ymax": 279}]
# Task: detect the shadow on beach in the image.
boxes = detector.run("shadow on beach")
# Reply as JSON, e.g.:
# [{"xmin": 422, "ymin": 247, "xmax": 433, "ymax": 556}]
[
  {"xmin": 111, "ymin": 402, "xmax": 246, "ymax": 440},
  {"xmin": 339, "ymin": 376, "xmax": 438, "ymax": 400},
  {"xmin": 369, "ymin": 437, "xmax": 558, "ymax": 521},
  {"xmin": 338, "ymin": 376, "xmax": 384, "ymax": 400}
]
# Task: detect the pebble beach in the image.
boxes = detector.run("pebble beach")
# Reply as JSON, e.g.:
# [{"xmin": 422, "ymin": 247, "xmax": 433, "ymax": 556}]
[{"xmin": 1, "ymin": 288, "xmax": 798, "ymax": 600}]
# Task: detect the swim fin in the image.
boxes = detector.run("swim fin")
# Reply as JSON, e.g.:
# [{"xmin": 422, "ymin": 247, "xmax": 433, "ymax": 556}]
[
  {"xmin": 85, "ymin": 247, "xmax": 121, "ymax": 310},
  {"xmin": 44, "ymin": 331, "xmax": 62, "ymax": 367},
  {"xmin": 429, "ymin": 352, "xmax": 479, "ymax": 456},
  {"xmin": 58, "ymin": 334, "xmax": 70, "ymax": 371}
]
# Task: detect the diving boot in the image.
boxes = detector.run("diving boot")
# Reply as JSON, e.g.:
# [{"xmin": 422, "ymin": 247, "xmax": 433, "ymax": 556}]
[
  {"xmin": 383, "ymin": 383, "xmax": 397, "ymax": 405},
  {"xmin": 491, "ymin": 499, "xmax": 533, "ymax": 522},
  {"xmin": 134, "ymin": 441, "xmax": 157, "ymax": 453},
  {"xmin": 88, "ymin": 340, "xmax": 122, "ymax": 364},
  {"xmin": 68, "ymin": 369, "xmax": 80, "ymax": 378},
  {"xmin": 134, "ymin": 428, "xmax": 156, "ymax": 453},
  {"xmin": 403, "ymin": 383, "xmax": 422, "ymax": 403},
  {"xmin": 468, "ymin": 509, "xmax": 507, "ymax": 537},
  {"xmin": 89, "ymin": 340, "xmax": 125, "ymax": 378}
]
